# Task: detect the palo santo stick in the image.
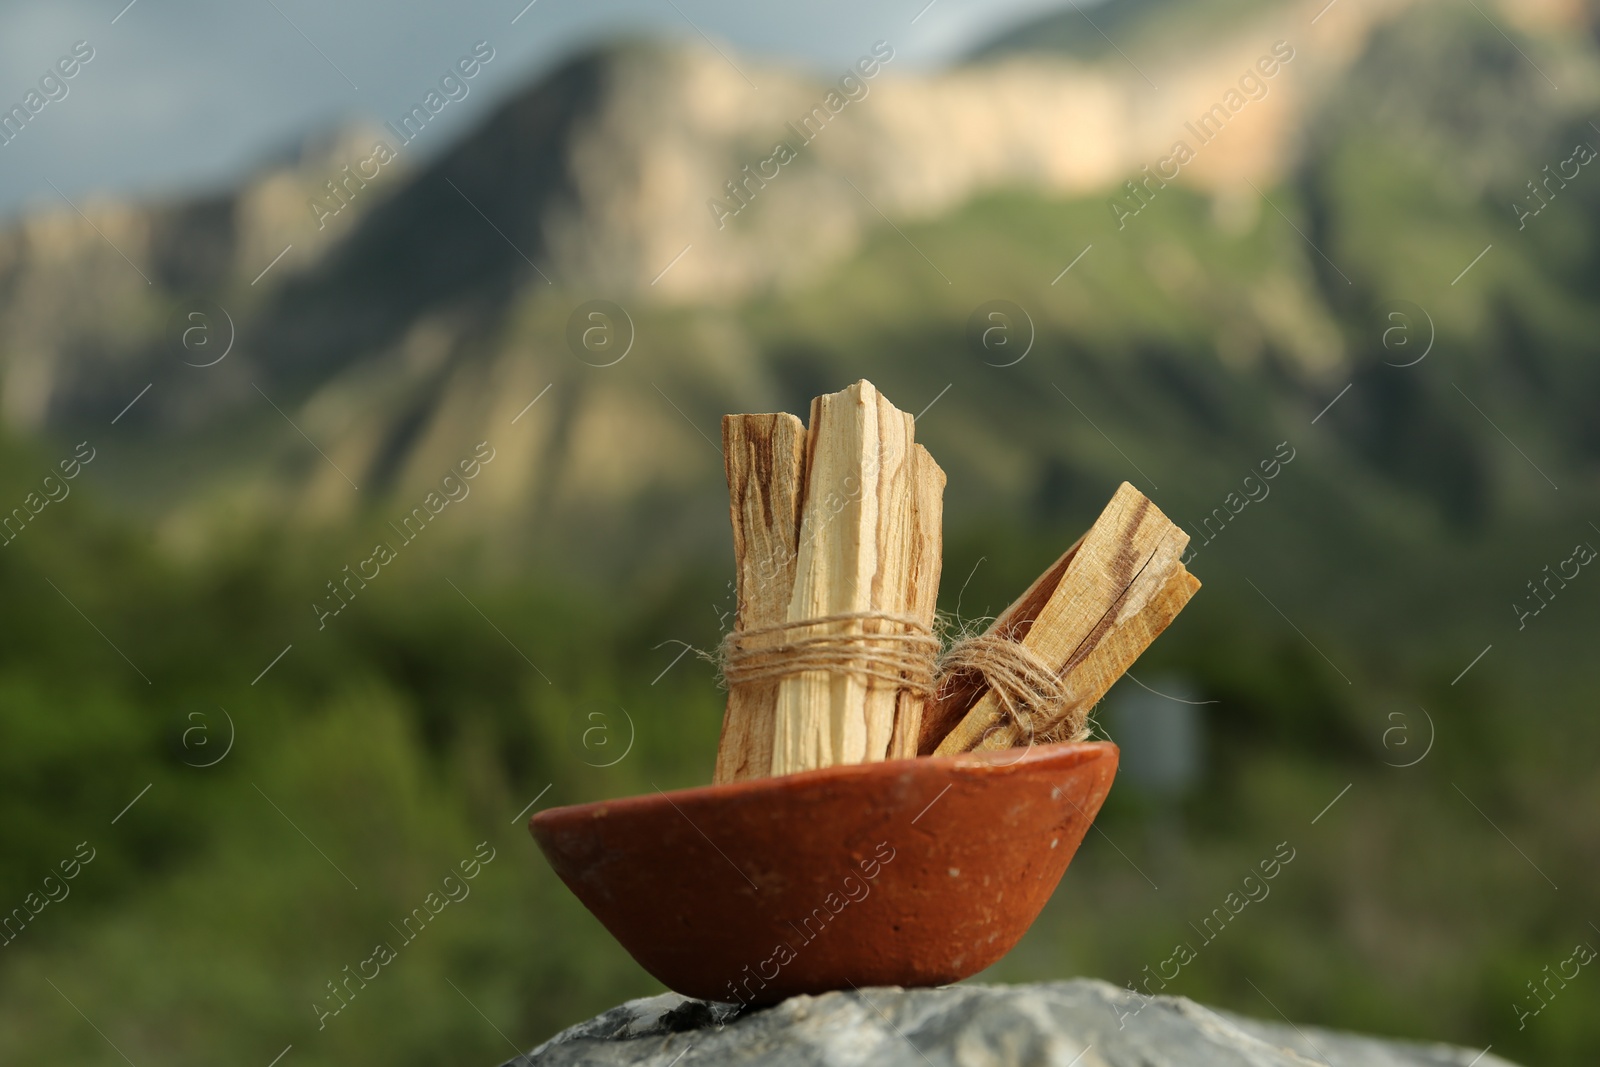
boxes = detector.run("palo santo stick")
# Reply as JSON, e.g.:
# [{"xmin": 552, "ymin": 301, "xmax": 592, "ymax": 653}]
[
  {"xmin": 770, "ymin": 381, "xmax": 918, "ymax": 775},
  {"xmin": 932, "ymin": 482, "xmax": 1191, "ymax": 755},
  {"xmin": 712, "ymin": 412, "xmax": 807, "ymax": 784},
  {"xmin": 967, "ymin": 563, "xmax": 1198, "ymax": 752},
  {"xmin": 887, "ymin": 445, "xmax": 946, "ymax": 760},
  {"xmin": 859, "ymin": 394, "xmax": 918, "ymax": 764},
  {"xmin": 916, "ymin": 536, "xmax": 1083, "ymax": 755}
]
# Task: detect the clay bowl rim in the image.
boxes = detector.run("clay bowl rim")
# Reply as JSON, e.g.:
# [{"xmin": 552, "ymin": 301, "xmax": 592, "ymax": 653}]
[{"xmin": 529, "ymin": 739, "xmax": 1119, "ymax": 829}]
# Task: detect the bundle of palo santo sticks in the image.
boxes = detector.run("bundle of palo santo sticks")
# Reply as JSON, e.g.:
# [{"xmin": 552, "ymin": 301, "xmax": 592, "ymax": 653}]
[{"xmin": 713, "ymin": 380, "xmax": 1199, "ymax": 783}]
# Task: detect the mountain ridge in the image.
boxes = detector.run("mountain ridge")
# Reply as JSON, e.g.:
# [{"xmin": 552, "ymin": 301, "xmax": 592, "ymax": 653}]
[{"xmin": 0, "ymin": 0, "xmax": 1594, "ymax": 580}]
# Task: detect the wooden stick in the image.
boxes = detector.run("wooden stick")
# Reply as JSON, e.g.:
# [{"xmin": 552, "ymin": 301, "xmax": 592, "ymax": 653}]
[
  {"xmin": 932, "ymin": 483, "xmax": 1192, "ymax": 755},
  {"xmin": 858, "ymin": 396, "xmax": 918, "ymax": 765},
  {"xmin": 712, "ymin": 412, "xmax": 807, "ymax": 784},
  {"xmin": 887, "ymin": 445, "xmax": 946, "ymax": 760},
  {"xmin": 770, "ymin": 381, "xmax": 919, "ymax": 775},
  {"xmin": 916, "ymin": 536, "xmax": 1083, "ymax": 755},
  {"xmin": 966, "ymin": 563, "xmax": 1198, "ymax": 752}
]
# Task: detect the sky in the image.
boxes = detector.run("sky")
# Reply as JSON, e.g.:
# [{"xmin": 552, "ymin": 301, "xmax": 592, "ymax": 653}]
[{"xmin": 0, "ymin": 0, "xmax": 1080, "ymax": 220}]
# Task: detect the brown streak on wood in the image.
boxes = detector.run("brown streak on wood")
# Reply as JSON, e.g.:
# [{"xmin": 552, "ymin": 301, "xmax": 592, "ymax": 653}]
[{"xmin": 712, "ymin": 411, "xmax": 806, "ymax": 783}]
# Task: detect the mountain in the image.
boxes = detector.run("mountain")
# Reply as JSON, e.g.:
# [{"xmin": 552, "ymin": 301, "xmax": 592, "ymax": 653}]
[{"xmin": 0, "ymin": 0, "xmax": 1594, "ymax": 579}]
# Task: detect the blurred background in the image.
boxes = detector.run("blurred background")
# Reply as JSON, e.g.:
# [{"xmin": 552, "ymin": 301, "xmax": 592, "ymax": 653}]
[{"xmin": 3, "ymin": 0, "xmax": 1599, "ymax": 1063}]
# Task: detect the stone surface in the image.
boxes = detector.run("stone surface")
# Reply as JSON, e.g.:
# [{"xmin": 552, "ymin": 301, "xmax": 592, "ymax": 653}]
[{"xmin": 504, "ymin": 979, "xmax": 1520, "ymax": 1067}]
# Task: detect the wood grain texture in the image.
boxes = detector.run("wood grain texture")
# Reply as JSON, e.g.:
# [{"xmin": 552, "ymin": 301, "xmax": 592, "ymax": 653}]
[
  {"xmin": 887, "ymin": 445, "xmax": 946, "ymax": 760},
  {"xmin": 933, "ymin": 483, "xmax": 1193, "ymax": 755},
  {"xmin": 712, "ymin": 412, "xmax": 807, "ymax": 784},
  {"xmin": 771, "ymin": 381, "xmax": 920, "ymax": 775}
]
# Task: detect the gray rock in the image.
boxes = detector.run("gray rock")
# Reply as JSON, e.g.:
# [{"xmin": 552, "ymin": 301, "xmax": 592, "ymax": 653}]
[{"xmin": 503, "ymin": 980, "xmax": 1520, "ymax": 1067}]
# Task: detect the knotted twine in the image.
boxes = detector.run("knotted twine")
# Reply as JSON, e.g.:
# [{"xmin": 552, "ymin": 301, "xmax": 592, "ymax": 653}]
[
  {"xmin": 933, "ymin": 628, "xmax": 1086, "ymax": 744},
  {"xmin": 715, "ymin": 613, "xmax": 1086, "ymax": 745}
]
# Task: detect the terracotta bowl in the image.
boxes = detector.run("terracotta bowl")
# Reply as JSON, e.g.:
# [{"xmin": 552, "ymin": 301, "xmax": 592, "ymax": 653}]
[{"xmin": 529, "ymin": 741, "xmax": 1118, "ymax": 1004}]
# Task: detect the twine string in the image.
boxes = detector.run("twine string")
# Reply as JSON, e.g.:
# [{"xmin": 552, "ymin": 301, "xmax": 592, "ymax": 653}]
[
  {"xmin": 717, "ymin": 612, "xmax": 1088, "ymax": 743},
  {"xmin": 718, "ymin": 612, "xmax": 940, "ymax": 694},
  {"xmin": 935, "ymin": 629, "xmax": 1087, "ymax": 743}
]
